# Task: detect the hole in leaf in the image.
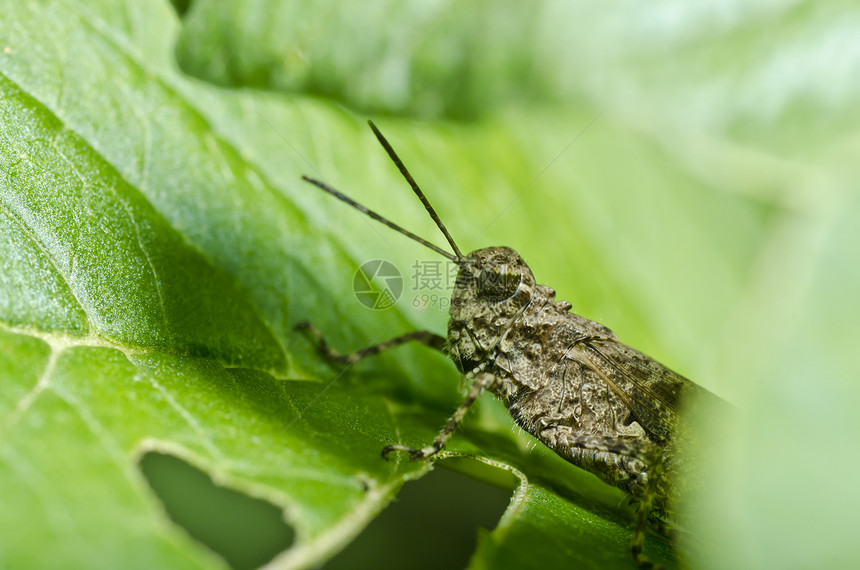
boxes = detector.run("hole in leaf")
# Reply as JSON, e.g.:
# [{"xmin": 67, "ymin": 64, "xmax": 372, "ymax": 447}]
[
  {"xmin": 139, "ymin": 451, "xmax": 294, "ymax": 570},
  {"xmin": 323, "ymin": 457, "xmax": 515, "ymax": 570}
]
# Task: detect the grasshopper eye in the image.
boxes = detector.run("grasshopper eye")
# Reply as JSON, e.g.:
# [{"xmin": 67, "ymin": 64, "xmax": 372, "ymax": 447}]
[{"xmin": 477, "ymin": 263, "xmax": 522, "ymax": 301}]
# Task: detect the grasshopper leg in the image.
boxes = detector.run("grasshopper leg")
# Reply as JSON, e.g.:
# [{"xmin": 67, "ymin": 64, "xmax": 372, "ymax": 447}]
[
  {"xmin": 297, "ymin": 321, "xmax": 485, "ymax": 462},
  {"xmin": 383, "ymin": 372, "xmax": 492, "ymax": 461},
  {"xmin": 295, "ymin": 321, "xmax": 446, "ymax": 365},
  {"xmin": 541, "ymin": 428, "xmax": 665, "ymax": 569},
  {"xmin": 630, "ymin": 456, "xmax": 665, "ymax": 570}
]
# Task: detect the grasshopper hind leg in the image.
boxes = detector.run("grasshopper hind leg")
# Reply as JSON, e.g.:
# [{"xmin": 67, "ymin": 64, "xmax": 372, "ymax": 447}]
[
  {"xmin": 630, "ymin": 457, "xmax": 667, "ymax": 570},
  {"xmin": 544, "ymin": 428, "xmax": 668, "ymax": 569},
  {"xmin": 631, "ymin": 491, "xmax": 658, "ymax": 569}
]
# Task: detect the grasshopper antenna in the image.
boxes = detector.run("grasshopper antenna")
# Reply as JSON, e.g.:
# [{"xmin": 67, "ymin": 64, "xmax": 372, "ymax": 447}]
[
  {"xmin": 367, "ymin": 120, "xmax": 464, "ymax": 260},
  {"xmin": 301, "ymin": 176, "xmax": 458, "ymax": 262}
]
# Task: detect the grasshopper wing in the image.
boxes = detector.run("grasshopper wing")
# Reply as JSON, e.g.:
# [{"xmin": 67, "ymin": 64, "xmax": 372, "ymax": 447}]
[{"xmin": 567, "ymin": 339, "xmax": 708, "ymax": 444}]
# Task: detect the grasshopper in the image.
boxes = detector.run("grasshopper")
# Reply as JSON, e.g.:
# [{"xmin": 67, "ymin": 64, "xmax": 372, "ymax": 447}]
[{"xmin": 297, "ymin": 121, "xmax": 721, "ymax": 568}]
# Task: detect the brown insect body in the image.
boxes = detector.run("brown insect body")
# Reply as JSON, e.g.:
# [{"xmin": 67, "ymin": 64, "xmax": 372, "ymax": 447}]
[
  {"xmin": 299, "ymin": 122, "xmax": 721, "ymax": 568},
  {"xmin": 447, "ymin": 246, "xmax": 703, "ymax": 527}
]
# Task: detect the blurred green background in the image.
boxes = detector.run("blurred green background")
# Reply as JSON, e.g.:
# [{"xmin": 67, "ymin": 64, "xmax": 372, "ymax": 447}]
[{"xmin": 1, "ymin": 1, "xmax": 858, "ymax": 569}]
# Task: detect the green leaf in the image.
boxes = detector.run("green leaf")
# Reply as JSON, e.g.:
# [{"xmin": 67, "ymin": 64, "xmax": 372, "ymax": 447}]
[{"xmin": 2, "ymin": 1, "xmax": 857, "ymax": 569}]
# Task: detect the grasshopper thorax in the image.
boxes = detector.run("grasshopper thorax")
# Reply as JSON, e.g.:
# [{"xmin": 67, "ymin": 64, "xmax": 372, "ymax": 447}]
[{"xmin": 448, "ymin": 247, "xmax": 537, "ymax": 374}]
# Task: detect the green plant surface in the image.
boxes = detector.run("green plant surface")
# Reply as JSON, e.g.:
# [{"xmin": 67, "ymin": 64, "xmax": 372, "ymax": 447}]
[{"xmin": 1, "ymin": 1, "xmax": 858, "ymax": 569}]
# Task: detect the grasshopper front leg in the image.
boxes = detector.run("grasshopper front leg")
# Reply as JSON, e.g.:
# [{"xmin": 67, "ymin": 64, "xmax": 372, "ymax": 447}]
[
  {"xmin": 296, "ymin": 321, "xmax": 489, "ymax": 462},
  {"xmin": 295, "ymin": 321, "xmax": 446, "ymax": 364},
  {"xmin": 383, "ymin": 372, "xmax": 493, "ymax": 461}
]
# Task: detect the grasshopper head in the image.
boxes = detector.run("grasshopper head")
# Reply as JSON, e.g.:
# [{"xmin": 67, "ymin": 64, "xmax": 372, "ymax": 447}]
[
  {"xmin": 447, "ymin": 247, "xmax": 536, "ymax": 372},
  {"xmin": 456, "ymin": 247, "xmax": 534, "ymax": 304}
]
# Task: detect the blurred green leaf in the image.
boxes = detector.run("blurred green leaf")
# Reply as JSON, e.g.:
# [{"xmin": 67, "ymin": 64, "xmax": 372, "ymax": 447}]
[{"xmin": 1, "ymin": 1, "xmax": 857, "ymax": 570}]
